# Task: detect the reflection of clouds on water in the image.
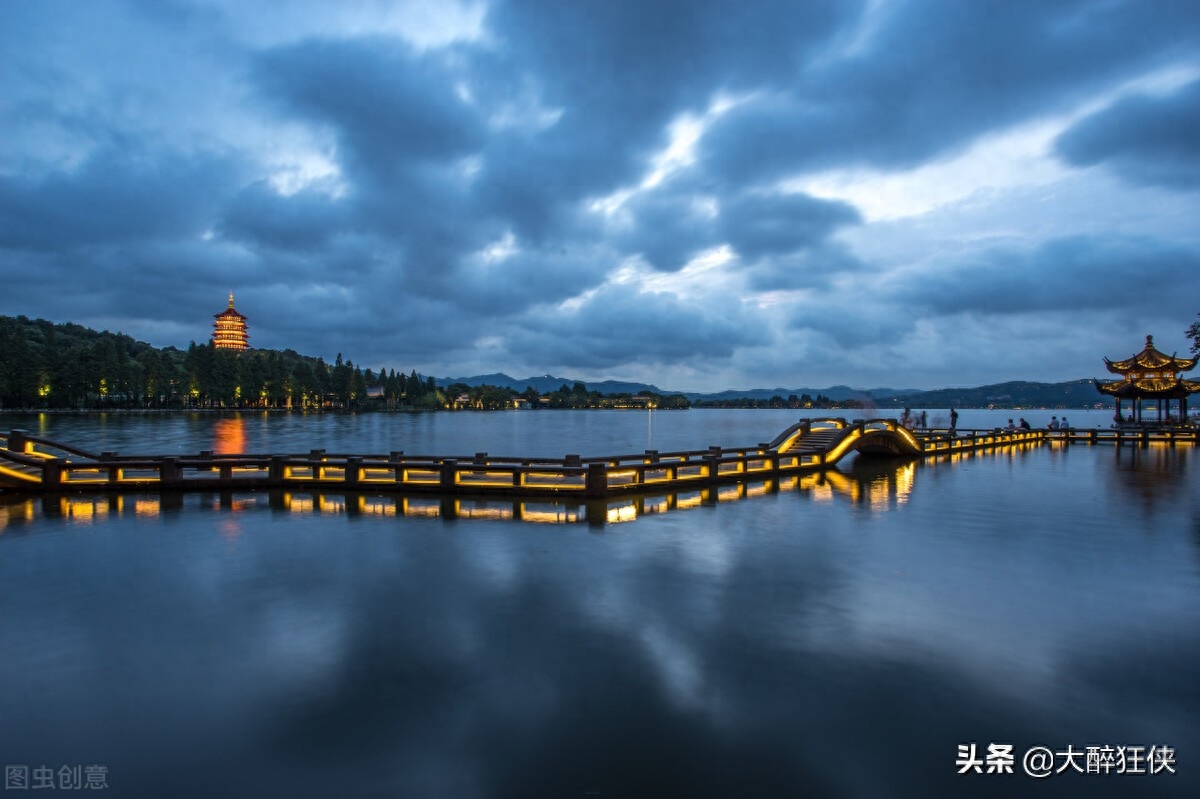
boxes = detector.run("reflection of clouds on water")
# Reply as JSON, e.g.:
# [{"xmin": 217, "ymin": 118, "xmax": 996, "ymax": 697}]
[
  {"xmin": 2, "ymin": 442, "xmax": 1199, "ymax": 796},
  {"xmin": 637, "ymin": 621, "xmax": 709, "ymax": 714},
  {"xmin": 258, "ymin": 604, "xmax": 350, "ymax": 687}
]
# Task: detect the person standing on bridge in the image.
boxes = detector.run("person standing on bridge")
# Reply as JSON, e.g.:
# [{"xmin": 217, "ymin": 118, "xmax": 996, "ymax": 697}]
[
  {"xmin": 949, "ymin": 408, "xmax": 958, "ymax": 434},
  {"xmin": 919, "ymin": 410, "xmax": 927, "ymax": 429}
]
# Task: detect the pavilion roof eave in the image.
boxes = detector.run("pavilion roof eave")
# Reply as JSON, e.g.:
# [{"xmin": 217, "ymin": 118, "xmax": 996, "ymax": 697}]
[
  {"xmin": 1094, "ymin": 377, "xmax": 1200, "ymax": 398},
  {"xmin": 1103, "ymin": 336, "xmax": 1199, "ymax": 374}
]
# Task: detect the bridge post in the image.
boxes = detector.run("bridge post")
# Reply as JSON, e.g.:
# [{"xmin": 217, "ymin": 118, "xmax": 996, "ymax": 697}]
[
  {"xmin": 100, "ymin": 452, "xmax": 122, "ymax": 484},
  {"xmin": 705, "ymin": 449, "xmax": 721, "ymax": 483},
  {"xmin": 345, "ymin": 457, "xmax": 362, "ymax": 487},
  {"xmin": 474, "ymin": 452, "xmax": 488, "ymax": 465},
  {"xmin": 440, "ymin": 459, "xmax": 459, "ymax": 491},
  {"xmin": 268, "ymin": 456, "xmax": 285, "ymax": 483},
  {"xmin": 160, "ymin": 457, "xmax": 182, "ymax": 484},
  {"xmin": 42, "ymin": 458, "xmax": 64, "ymax": 488},
  {"xmin": 585, "ymin": 462, "xmax": 608, "ymax": 497},
  {"xmin": 7, "ymin": 429, "xmax": 29, "ymax": 454},
  {"xmin": 310, "ymin": 449, "xmax": 325, "ymax": 480},
  {"xmin": 644, "ymin": 449, "xmax": 659, "ymax": 464}
]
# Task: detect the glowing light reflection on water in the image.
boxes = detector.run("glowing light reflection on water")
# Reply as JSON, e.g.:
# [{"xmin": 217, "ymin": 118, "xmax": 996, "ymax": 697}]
[{"xmin": 0, "ymin": 411, "xmax": 1196, "ymax": 798}]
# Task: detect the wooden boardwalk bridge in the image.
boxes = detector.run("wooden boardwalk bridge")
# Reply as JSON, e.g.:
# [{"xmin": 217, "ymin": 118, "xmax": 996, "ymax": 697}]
[{"xmin": 1, "ymin": 419, "xmax": 1196, "ymax": 499}]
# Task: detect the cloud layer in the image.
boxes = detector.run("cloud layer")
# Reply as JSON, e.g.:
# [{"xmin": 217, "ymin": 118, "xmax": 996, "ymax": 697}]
[{"xmin": 2, "ymin": 0, "xmax": 1199, "ymax": 389}]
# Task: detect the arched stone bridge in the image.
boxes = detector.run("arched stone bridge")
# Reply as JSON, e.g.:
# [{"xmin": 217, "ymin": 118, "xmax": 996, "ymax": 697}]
[{"xmin": 768, "ymin": 417, "xmax": 924, "ymax": 463}]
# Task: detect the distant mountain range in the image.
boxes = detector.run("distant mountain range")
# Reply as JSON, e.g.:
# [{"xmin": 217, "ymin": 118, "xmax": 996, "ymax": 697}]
[
  {"xmin": 437, "ymin": 373, "xmax": 1106, "ymax": 408},
  {"xmin": 438, "ymin": 373, "xmax": 672, "ymax": 396}
]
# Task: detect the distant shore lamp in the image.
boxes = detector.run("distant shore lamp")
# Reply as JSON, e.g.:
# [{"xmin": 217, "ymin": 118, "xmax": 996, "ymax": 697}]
[{"xmin": 212, "ymin": 292, "xmax": 249, "ymax": 351}]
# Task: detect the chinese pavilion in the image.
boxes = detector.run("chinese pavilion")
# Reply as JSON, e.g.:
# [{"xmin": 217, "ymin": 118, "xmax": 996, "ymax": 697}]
[
  {"xmin": 1095, "ymin": 335, "xmax": 1199, "ymax": 424},
  {"xmin": 212, "ymin": 292, "xmax": 249, "ymax": 351}
]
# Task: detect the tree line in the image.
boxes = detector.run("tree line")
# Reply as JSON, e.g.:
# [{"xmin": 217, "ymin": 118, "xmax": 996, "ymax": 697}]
[
  {"xmin": 441, "ymin": 381, "xmax": 689, "ymax": 410},
  {"xmin": 0, "ymin": 315, "xmax": 440, "ymax": 410},
  {"xmin": 0, "ymin": 315, "xmax": 690, "ymax": 411},
  {"xmin": 693, "ymin": 393, "xmax": 856, "ymax": 409}
]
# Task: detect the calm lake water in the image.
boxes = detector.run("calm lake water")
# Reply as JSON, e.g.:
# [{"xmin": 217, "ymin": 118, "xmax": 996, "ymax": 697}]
[{"xmin": 1, "ymin": 409, "xmax": 1197, "ymax": 798}]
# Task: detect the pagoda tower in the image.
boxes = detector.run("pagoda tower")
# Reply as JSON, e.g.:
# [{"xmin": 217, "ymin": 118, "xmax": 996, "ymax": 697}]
[
  {"xmin": 212, "ymin": 292, "xmax": 249, "ymax": 351},
  {"xmin": 1095, "ymin": 334, "xmax": 1199, "ymax": 424}
]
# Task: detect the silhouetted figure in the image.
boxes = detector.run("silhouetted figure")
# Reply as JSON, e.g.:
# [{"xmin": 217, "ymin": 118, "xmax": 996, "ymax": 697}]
[
  {"xmin": 1048, "ymin": 416, "xmax": 1059, "ymax": 431},
  {"xmin": 1060, "ymin": 416, "xmax": 1069, "ymax": 431},
  {"xmin": 1005, "ymin": 419, "xmax": 1016, "ymax": 432},
  {"xmin": 919, "ymin": 410, "xmax": 927, "ymax": 429},
  {"xmin": 949, "ymin": 408, "xmax": 958, "ymax": 432},
  {"xmin": 1018, "ymin": 418, "xmax": 1031, "ymax": 430}
]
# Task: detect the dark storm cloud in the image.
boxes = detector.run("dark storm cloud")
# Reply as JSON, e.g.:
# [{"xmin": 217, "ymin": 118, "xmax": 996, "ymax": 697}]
[
  {"xmin": 3, "ymin": 0, "xmax": 1199, "ymax": 387},
  {"xmin": 789, "ymin": 300, "xmax": 916, "ymax": 349},
  {"xmin": 0, "ymin": 145, "xmax": 240, "ymax": 250},
  {"xmin": 702, "ymin": 0, "xmax": 1200, "ymax": 182},
  {"xmin": 720, "ymin": 192, "xmax": 860, "ymax": 261},
  {"xmin": 616, "ymin": 186, "xmax": 861, "ymax": 274},
  {"xmin": 616, "ymin": 191, "xmax": 717, "ymax": 272},
  {"xmin": 252, "ymin": 38, "xmax": 485, "ymax": 175},
  {"xmin": 899, "ymin": 236, "xmax": 1200, "ymax": 317},
  {"xmin": 468, "ymin": 0, "xmax": 861, "ymax": 236},
  {"xmin": 0, "ymin": 240, "xmax": 258, "ymax": 343},
  {"xmin": 454, "ymin": 248, "xmax": 615, "ymax": 317},
  {"xmin": 248, "ymin": 38, "xmax": 493, "ymax": 268},
  {"xmin": 219, "ymin": 182, "xmax": 351, "ymax": 251},
  {"xmin": 1055, "ymin": 79, "xmax": 1200, "ymax": 189},
  {"xmin": 751, "ymin": 242, "xmax": 868, "ymax": 292},
  {"xmin": 510, "ymin": 285, "xmax": 755, "ymax": 370}
]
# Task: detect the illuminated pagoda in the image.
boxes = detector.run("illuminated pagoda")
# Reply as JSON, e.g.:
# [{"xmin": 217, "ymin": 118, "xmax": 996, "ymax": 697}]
[
  {"xmin": 212, "ymin": 292, "xmax": 249, "ymax": 351},
  {"xmin": 1095, "ymin": 335, "xmax": 1199, "ymax": 424}
]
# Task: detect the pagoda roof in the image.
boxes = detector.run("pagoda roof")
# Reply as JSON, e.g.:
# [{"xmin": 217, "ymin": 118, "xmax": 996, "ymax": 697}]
[
  {"xmin": 1095, "ymin": 375, "xmax": 1200, "ymax": 398},
  {"xmin": 1104, "ymin": 335, "xmax": 1197, "ymax": 375},
  {"xmin": 214, "ymin": 292, "xmax": 247, "ymax": 319}
]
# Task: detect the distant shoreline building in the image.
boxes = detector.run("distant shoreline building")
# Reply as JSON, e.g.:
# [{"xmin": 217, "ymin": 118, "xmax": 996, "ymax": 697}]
[{"xmin": 212, "ymin": 292, "xmax": 249, "ymax": 351}]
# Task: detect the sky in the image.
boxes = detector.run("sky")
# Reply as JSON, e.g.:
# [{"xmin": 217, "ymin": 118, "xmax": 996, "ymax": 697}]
[{"xmin": 2, "ymin": 0, "xmax": 1199, "ymax": 392}]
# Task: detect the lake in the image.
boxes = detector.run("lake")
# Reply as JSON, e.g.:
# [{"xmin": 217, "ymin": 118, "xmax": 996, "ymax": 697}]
[{"xmin": 1, "ymin": 409, "xmax": 1197, "ymax": 798}]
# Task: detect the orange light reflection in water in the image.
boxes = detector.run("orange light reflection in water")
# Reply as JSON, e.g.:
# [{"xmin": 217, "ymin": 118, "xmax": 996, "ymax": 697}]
[{"xmin": 213, "ymin": 417, "xmax": 247, "ymax": 455}]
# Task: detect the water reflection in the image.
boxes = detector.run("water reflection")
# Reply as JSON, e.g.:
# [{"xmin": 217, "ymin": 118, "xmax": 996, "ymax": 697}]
[
  {"xmin": 2, "ymin": 455, "xmax": 928, "ymax": 532},
  {"xmin": 1107, "ymin": 441, "xmax": 1193, "ymax": 516},
  {"xmin": 4, "ymin": 441, "xmax": 1192, "ymax": 536},
  {"xmin": 213, "ymin": 416, "xmax": 247, "ymax": 454},
  {"xmin": 2, "ymin": 443, "xmax": 1198, "ymax": 799}
]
